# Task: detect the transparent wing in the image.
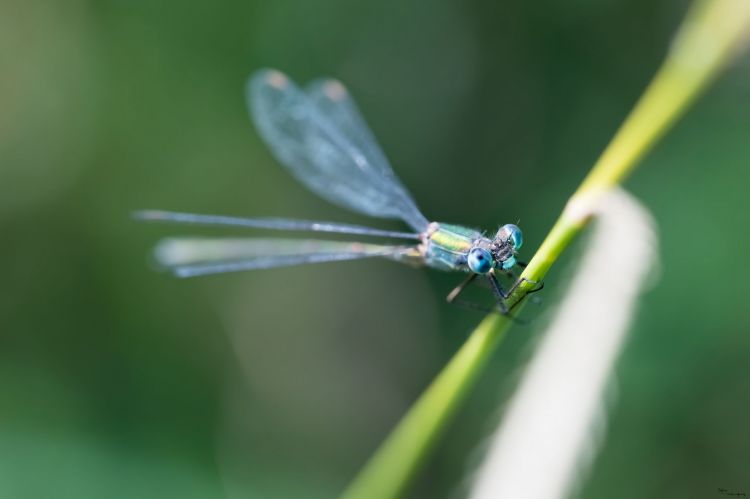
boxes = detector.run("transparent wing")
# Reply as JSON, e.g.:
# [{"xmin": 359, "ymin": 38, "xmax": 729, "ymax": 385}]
[
  {"xmin": 135, "ymin": 210, "xmax": 420, "ymax": 240},
  {"xmin": 247, "ymin": 69, "xmax": 430, "ymax": 232},
  {"xmin": 304, "ymin": 78, "xmax": 391, "ymax": 179},
  {"xmin": 153, "ymin": 237, "xmax": 415, "ymax": 278}
]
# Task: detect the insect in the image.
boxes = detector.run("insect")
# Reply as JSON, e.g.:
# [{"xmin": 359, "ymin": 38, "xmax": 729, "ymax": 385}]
[{"xmin": 137, "ymin": 69, "xmax": 540, "ymax": 314}]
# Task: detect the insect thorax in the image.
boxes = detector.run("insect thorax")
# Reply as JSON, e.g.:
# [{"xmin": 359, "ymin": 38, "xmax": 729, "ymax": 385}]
[{"xmin": 421, "ymin": 223, "xmax": 488, "ymax": 271}]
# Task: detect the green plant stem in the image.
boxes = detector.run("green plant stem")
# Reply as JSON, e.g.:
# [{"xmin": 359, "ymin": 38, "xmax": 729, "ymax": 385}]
[
  {"xmin": 340, "ymin": 316, "xmax": 511, "ymax": 499},
  {"xmin": 341, "ymin": 2, "xmax": 750, "ymax": 498}
]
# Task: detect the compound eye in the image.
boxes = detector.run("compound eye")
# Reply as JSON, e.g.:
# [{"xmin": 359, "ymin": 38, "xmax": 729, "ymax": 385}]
[
  {"xmin": 467, "ymin": 248, "xmax": 493, "ymax": 274},
  {"xmin": 497, "ymin": 224, "xmax": 523, "ymax": 250}
]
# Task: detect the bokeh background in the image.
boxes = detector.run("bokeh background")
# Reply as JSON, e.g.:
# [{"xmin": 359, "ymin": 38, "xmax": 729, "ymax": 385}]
[{"xmin": 2, "ymin": 0, "xmax": 749, "ymax": 497}]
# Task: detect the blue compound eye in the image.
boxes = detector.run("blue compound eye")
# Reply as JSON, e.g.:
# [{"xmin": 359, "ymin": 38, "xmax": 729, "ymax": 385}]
[
  {"xmin": 467, "ymin": 248, "xmax": 493, "ymax": 274},
  {"xmin": 497, "ymin": 224, "xmax": 523, "ymax": 250}
]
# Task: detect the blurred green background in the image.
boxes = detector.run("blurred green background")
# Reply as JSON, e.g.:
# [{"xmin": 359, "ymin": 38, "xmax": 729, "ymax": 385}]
[{"xmin": 2, "ymin": 0, "xmax": 749, "ymax": 497}]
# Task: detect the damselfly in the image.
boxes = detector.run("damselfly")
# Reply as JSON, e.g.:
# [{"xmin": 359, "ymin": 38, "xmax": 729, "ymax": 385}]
[{"xmin": 137, "ymin": 69, "xmax": 539, "ymax": 314}]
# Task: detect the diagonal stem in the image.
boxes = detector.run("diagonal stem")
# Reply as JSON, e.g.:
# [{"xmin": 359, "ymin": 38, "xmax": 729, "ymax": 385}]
[{"xmin": 341, "ymin": 2, "xmax": 750, "ymax": 498}]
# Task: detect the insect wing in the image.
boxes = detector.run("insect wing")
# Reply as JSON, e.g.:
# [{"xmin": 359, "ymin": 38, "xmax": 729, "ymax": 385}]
[
  {"xmin": 304, "ymin": 78, "xmax": 391, "ymax": 178},
  {"xmin": 153, "ymin": 237, "xmax": 413, "ymax": 277},
  {"xmin": 247, "ymin": 69, "xmax": 429, "ymax": 232},
  {"xmin": 135, "ymin": 210, "xmax": 419, "ymax": 240}
]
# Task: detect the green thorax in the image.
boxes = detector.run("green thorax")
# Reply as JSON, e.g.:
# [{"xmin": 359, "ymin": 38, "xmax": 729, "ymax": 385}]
[{"xmin": 423, "ymin": 223, "xmax": 485, "ymax": 271}]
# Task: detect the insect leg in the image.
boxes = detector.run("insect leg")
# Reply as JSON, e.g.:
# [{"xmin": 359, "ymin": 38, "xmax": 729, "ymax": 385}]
[
  {"xmin": 446, "ymin": 272, "xmax": 536, "ymax": 323},
  {"xmin": 445, "ymin": 274, "xmax": 529, "ymax": 323},
  {"xmin": 446, "ymin": 273, "xmax": 478, "ymax": 304},
  {"xmin": 487, "ymin": 273, "xmax": 510, "ymax": 314},
  {"xmin": 503, "ymin": 269, "xmax": 545, "ymax": 296},
  {"xmin": 446, "ymin": 274, "xmax": 500, "ymax": 313}
]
